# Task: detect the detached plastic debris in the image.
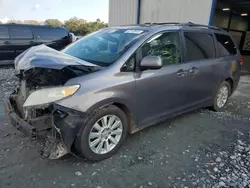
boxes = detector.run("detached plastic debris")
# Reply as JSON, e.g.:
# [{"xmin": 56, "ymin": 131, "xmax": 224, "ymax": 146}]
[{"xmin": 42, "ymin": 135, "xmax": 69, "ymax": 159}]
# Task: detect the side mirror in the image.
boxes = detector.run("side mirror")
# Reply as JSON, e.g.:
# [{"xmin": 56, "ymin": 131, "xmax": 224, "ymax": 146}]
[{"xmin": 140, "ymin": 56, "xmax": 162, "ymax": 70}]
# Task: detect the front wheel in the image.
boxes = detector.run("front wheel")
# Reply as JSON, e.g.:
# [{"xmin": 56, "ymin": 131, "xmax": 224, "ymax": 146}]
[
  {"xmin": 75, "ymin": 105, "xmax": 128, "ymax": 161},
  {"xmin": 211, "ymin": 81, "xmax": 231, "ymax": 111}
]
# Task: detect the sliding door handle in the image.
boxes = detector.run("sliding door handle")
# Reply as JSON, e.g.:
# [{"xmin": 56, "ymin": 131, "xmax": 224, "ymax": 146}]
[
  {"xmin": 4, "ymin": 41, "xmax": 11, "ymax": 45},
  {"xmin": 177, "ymin": 69, "xmax": 188, "ymax": 77},
  {"xmin": 189, "ymin": 67, "xmax": 199, "ymax": 75}
]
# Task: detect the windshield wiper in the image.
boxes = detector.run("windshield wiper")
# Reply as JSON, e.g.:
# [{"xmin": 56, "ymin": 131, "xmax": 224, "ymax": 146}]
[{"xmin": 81, "ymin": 59, "xmax": 110, "ymax": 67}]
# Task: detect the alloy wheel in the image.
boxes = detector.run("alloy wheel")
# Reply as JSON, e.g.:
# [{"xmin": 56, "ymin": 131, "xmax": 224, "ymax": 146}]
[
  {"xmin": 88, "ymin": 115, "xmax": 123, "ymax": 154},
  {"xmin": 216, "ymin": 85, "xmax": 229, "ymax": 108}
]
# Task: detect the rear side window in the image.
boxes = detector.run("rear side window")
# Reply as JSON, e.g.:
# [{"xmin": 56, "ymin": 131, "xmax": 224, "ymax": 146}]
[
  {"xmin": 54, "ymin": 28, "xmax": 69, "ymax": 39},
  {"xmin": 9, "ymin": 26, "xmax": 33, "ymax": 39},
  {"xmin": 184, "ymin": 32, "xmax": 215, "ymax": 62},
  {"xmin": 215, "ymin": 34, "xmax": 237, "ymax": 56},
  {"xmin": 31, "ymin": 27, "xmax": 69, "ymax": 40},
  {"xmin": 0, "ymin": 26, "xmax": 10, "ymax": 39}
]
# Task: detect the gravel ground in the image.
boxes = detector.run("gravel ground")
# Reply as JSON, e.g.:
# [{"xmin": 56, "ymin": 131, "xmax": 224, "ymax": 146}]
[
  {"xmin": 0, "ymin": 68, "xmax": 18, "ymax": 100},
  {"xmin": 0, "ymin": 68, "xmax": 250, "ymax": 188},
  {"xmin": 188, "ymin": 117, "xmax": 250, "ymax": 188}
]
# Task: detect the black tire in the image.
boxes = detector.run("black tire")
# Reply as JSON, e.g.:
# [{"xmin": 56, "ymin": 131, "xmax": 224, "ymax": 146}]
[
  {"xmin": 211, "ymin": 81, "xmax": 231, "ymax": 112},
  {"xmin": 75, "ymin": 105, "xmax": 128, "ymax": 161}
]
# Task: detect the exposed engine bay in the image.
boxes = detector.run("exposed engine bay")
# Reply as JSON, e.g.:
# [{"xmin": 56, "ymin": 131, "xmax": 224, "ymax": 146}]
[{"xmin": 14, "ymin": 66, "xmax": 96, "ymax": 117}]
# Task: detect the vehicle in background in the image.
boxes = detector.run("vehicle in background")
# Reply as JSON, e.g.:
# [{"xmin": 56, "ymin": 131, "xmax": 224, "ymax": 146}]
[
  {"xmin": 5, "ymin": 23, "xmax": 242, "ymax": 161},
  {"xmin": 75, "ymin": 36, "xmax": 83, "ymax": 40},
  {"xmin": 69, "ymin": 32, "xmax": 77, "ymax": 42},
  {"xmin": 0, "ymin": 24, "xmax": 71, "ymax": 65}
]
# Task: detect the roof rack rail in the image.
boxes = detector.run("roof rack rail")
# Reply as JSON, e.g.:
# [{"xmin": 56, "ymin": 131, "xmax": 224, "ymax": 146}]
[
  {"xmin": 179, "ymin": 22, "xmax": 223, "ymax": 31},
  {"xmin": 144, "ymin": 22, "xmax": 180, "ymax": 25},
  {"xmin": 144, "ymin": 22, "xmax": 223, "ymax": 31}
]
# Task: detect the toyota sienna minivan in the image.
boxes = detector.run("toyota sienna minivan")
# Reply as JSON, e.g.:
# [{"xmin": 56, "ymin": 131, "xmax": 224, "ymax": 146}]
[{"xmin": 5, "ymin": 23, "xmax": 242, "ymax": 161}]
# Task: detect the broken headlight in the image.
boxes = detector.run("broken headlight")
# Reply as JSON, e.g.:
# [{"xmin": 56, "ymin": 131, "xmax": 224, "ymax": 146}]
[{"xmin": 23, "ymin": 85, "xmax": 80, "ymax": 108}]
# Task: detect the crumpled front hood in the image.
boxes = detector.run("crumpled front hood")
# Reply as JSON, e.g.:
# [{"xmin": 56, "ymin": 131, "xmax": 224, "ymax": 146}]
[{"xmin": 14, "ymin": 44, "xmax": 97, "ymax": 73}]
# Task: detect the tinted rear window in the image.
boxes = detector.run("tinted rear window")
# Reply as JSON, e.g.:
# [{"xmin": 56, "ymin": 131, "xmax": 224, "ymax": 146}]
[
  {"xmin": 215, "ymin": 34, "xmax": 237, "ymax": 56},
  {"xmin": 0, "ymin": 26, "xmax": 10, "ymax": 39},
  {"xmin": 184, "ymin": 32, "xmax": 215, "ymax": 62},
  {"xmin": 9, "ymin": 26, "xmax": 33, "ymax": 39},
  {"xmin": 31, "ymin": 27, "xmax": 69, "ymax": 40}
]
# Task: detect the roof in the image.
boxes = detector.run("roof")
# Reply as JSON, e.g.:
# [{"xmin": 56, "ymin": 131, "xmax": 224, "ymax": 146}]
[{"xmin": 0, "ymin": 23, "xmax": 64, "ymax": 29}]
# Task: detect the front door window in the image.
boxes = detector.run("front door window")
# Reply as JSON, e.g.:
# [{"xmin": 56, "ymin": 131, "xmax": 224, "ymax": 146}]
[{"xmin": 141, "ymin": 32, "xmax": 181, "ymax": 66}]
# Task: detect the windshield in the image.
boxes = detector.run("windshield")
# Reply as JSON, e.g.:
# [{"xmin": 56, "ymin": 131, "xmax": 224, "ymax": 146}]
[{"xmin": 63, "ymin": 28, "xmax": 147, "ymax": 66}]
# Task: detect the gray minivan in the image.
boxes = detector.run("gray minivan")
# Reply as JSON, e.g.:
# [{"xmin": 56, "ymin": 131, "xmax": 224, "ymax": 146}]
[{"xmin": 5, "ymin": 23, "xmax": 242, "ymax": 161}]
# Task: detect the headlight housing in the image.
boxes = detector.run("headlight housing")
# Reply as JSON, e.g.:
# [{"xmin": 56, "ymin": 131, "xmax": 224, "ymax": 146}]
[{"xmin": 23, "ymin": 85, "xmax": 80, "ymax": 108}]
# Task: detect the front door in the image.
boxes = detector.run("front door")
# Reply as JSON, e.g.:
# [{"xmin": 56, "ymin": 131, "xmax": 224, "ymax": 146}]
[
  {"xmin": 0, "ymin": 26, "xmax": 15, "ymax": 61},
  {"xmin": 135, "ymin": 31, "xmax": 192, "ymax": 127}
]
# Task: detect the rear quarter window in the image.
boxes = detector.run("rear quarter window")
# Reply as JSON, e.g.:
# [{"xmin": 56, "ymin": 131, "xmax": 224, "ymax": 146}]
[
  {"xmin": 9, "ymin": 26, "xmax": 33, "ymax": 39},
  {"xmin": 215, "ymin": 34, "xmax": 237, "ymax": 56},
  {"xmin": 184, "ymin": 32, "xmax": 216, "ymax": 62},
  {"xmin": 0, "ymin": 26, "xmax": 10, "ymax": 39},
  {"xmin": 31, "ymin": 27, "xmax": 69, "ymax": 40}
]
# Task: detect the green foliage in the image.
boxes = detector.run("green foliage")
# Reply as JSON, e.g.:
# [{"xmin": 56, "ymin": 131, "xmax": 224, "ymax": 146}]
[
  {"xmin": 64, "ymin": 18, "xmax": 107, "ymax": 35},
  {"xmin": 4, "ymin": 18, "xmax": 107, "ymax": 36},
  {"xmin": 44, "ymin": 19, "xmax": 63, "ymax": 27},
  {"xmin": 64, "ymin": 17, "xmax": 87, "ymax": 34},
  {"xmin": 7, "ymin": 20, "xmax": 23, "ymax": 24},
  {"xmin": 23, "ymin": 20, "xmax": 40, "ymax": 25}
]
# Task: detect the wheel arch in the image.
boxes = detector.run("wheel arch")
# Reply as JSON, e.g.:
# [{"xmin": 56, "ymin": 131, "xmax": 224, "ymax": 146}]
[
  {"xmin": 112, "ymin": 102, "xmax": 136, "ymax": 134},
  {"xmin": 225, "ymin": 77, "xmax": 234, "ymax": 96},
  {"xmin": 71, "ymin": 99, "xmax": 136, "ymax": 159},
  {"xmin": 86, "ymin": 98, "xmax": 137, "ymax": 134}
]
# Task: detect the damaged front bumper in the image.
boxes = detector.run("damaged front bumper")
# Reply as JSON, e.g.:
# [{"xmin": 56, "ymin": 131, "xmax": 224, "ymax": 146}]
[
  {"xmin": 5, "ymin": 96, "xmax": 38, "ymax": 138},
  {"xmin": 4, "ymin": 95, "xmax": 86, "ymax": 159}
]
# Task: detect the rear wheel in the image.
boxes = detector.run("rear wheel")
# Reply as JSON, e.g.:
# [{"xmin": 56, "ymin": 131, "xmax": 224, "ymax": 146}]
[
  {"xmin": 75, "ymin": 105, "xmax": 128, "ymax": 161},
  {"xmin": 211, "ymin": 81, "xmax": 231, "ymax": 111}
]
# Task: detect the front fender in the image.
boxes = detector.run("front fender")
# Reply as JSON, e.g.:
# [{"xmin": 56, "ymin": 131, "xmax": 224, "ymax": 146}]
[
  {"xmin": 54, "ymin": 90, "xmax": 136, "ymax": 153},
  {"xmin": 55, "ymin": 89, "xmax": 135, "ymax": 113},
  {"xmin": 52, "ymin": 104, "xmax": 87, "ymax": 153}
]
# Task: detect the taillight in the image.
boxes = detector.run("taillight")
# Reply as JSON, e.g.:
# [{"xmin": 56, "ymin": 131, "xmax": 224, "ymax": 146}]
[{"xmin": 240, "ymin": 57, "xmax": 244, "ymax": 65}]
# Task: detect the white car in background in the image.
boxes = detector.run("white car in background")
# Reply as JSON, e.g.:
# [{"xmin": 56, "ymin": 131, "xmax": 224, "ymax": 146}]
[{"xmin": 69, "ymin": 32, "xmax": 77, "ymax": 42}]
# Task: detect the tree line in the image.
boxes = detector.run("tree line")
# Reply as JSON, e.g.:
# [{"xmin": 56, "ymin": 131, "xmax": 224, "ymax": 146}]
[{"xmin": 0, "ymin": 17, "xmax": 108, "ymax": 36}]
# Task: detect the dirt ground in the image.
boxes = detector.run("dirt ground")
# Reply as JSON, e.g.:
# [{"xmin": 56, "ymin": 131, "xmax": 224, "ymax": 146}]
[{"xmin": 0, "ymin": 72, "xmax": 250, "ymax": 188}]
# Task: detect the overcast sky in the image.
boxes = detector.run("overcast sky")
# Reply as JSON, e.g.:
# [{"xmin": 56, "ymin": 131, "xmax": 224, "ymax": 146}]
[{"xmin": 0, "ymin": 0, "xmax": 109, "ymax": 23}]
